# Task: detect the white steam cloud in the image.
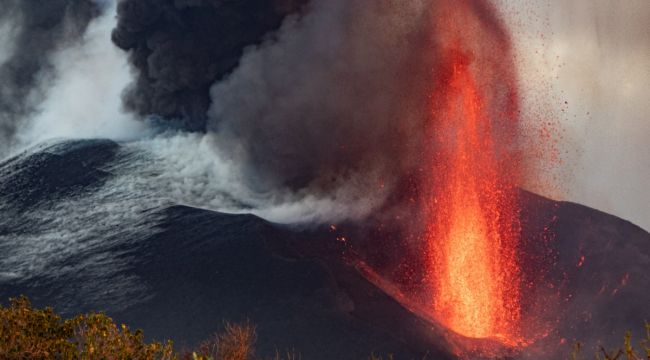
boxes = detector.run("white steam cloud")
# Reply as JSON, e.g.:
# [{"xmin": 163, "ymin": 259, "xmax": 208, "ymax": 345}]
[{"xmin": 14, "ymin": 1, "xmax": 147, "ymax": 152}]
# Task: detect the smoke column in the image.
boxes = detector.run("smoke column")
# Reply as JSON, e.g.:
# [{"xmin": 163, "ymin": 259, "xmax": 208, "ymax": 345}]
[
  {"xmin": 111, "ymin": 0, "xmax": 307, "ymax": 131},
  {"xmin": 205, "ymin": 0, "xmax": 437, "ymax": 222}
]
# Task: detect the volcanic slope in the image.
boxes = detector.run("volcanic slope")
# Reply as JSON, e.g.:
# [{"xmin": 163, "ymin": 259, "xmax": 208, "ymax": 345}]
[
  {"xmin": 0, "ymin": 139, "xmax": 450, "ymax": 359},
  {"xmin": 0, "ymin": 139, "xmax": 648, "ymax": 359}
]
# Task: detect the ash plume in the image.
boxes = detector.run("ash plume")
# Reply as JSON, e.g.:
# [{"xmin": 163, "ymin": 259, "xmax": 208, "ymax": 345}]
[
  {"xmin": 205, "ymin": 0, "xmax": 521, "ymax": 222},
  {"xmin": 111, "ymin": 0, "xmax": 307, "ymax": 131},
  {"xmin": 110, "ymin": 0, "xmax": 518, "ymax": 223},
  {"xmin": 206, "ymin": 0, "xmax": 437, "ymax": 221},
  {"xmin": 0, "ymin": 0, "xmax": 100, "ymax": 155}
]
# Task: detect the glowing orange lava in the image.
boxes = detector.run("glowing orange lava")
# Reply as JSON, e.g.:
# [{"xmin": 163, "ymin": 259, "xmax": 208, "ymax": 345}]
[{"xmin": 424, "ymin": 0, "xmax": 523, "ymax": 346}]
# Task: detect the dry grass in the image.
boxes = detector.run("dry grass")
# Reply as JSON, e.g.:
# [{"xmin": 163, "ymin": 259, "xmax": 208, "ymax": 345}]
[
  {"xmin": 190, "ymin": 321, "xmax": 257, "ymax": 360},
  {"xmin": 571, "ymin": 322, "xmax": 650, "ymax": 360},
  {"xmin": 189, "ymin": 322, "xmax": 301, "ymax": 360}
]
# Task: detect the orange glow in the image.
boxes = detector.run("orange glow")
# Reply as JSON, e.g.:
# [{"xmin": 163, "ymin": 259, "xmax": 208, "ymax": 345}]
[{"xmin": 424, "ymin": 0, "xmax": 523, "ymax": 347}]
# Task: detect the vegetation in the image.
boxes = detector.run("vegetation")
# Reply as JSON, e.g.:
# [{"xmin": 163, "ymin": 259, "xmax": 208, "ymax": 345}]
[
  {"xmin": 0, "ymin": 296, "xmax": 301, "ymax": 360},
  {"xmin": 187, "ymin": 322, "xmax": 257, "ymax": 360},
  {"xmin": 1, "ymin": 296, "xmax": 648, "ymax": 359},
  {"xmin": 0, "ymin": 296, "xmax": 174, "ymax": 359},
  {"xmin": 570, "ymin": 322, "xmax": 650, "ymax": 360}
]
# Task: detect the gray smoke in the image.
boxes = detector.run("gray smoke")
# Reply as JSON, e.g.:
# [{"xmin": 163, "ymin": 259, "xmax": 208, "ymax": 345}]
[
  {"xmin": 205, "ymin": 0, "xmax": 522, "ymax": 221},
  {"xmin": 0, "ymin": 0, "xmax": 101, "ymax": 155},
  {"xmin": 207, "ymin": 0, "xmax": 434, "ymax": 215}
]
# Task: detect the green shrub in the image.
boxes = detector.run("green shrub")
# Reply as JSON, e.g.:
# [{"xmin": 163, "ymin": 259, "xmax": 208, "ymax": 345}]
[
  {"xmin": 0, "ymin": 296, "xmax": 77, "ymax": 358},
  {"xmin": 0, "ymin": 296, "xmax": 173, "ymax": 359},
  {"xmin": 0, "ymin": 296, "xmax": 297, "ymax": 360}
]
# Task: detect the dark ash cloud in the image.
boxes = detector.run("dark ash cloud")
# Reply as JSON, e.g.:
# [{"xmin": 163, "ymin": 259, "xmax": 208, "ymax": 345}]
[{"xmin": 111, "ymin": 0, "xmax": 306, "ymax": 131}]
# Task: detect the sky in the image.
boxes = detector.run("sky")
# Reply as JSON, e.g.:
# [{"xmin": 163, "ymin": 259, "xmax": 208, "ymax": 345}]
[{"xmin": 496, "ymin": 0, "xmax": 650, "ymax": 231}]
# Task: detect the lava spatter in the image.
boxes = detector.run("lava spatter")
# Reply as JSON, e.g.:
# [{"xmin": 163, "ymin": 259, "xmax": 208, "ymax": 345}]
[{"xmin": 423, "ymin": 0, "xmax": 524, "ymax": 349}]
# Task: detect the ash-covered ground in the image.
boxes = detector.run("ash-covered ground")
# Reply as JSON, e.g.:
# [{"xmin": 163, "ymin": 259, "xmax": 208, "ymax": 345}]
[{"xmin": 0, "ymin": 139, "xmax": 647, "ymax": 359}]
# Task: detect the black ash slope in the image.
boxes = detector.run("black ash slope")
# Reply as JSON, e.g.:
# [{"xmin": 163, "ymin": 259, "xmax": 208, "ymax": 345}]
[
  {"xmin": 0, "ymin": 139, "xmax": 449, "ymax": 359},
  {"xmin": 0, "ymin": 139, "xmax": 647, "ymax": 359}
]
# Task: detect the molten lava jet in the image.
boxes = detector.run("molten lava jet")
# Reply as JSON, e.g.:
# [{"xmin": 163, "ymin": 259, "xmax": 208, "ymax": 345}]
[
  {"xmin": 426, "ymin": 51, "xmax": 522, "ymax": 342},
  {"xmin": 423, "ymin": 0, "xmax": 524, "ymax": 349}
]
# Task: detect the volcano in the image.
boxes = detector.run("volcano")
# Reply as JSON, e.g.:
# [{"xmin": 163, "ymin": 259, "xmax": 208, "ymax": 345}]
[
  {"xmin": 0, "ymin": 139, "xmax": 647, "ymax": 359},
  {"xmin": 0, "ymin": 0, "xmax": 648, "ymax": 358}
]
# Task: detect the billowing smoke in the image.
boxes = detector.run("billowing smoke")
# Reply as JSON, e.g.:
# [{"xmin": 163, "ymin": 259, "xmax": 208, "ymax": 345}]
[
  {"xmin": 204, "ymin": 0, "xmax": 523, "ymax": 223},
  {"xmin": 2, "ymin": 0, "xmax": 644, "ymax": 228},
  {"xmin": 0, "ymin": 0, "xmax": 100, "ymax": 155},
  {"xmin": 0, "ymin": 0, "xmax": 507, "ymax": 224},
  {"xmin": 111, "ymin": 0, "xmax": 307, "ymax": 131},
  {"xmin": 110, "ymin": 0, "xmax": 449, "ymax": 223},
  {"xmin": 207, "ymin": 0, "xmax": 436, "ymax": 216},
  {"xmin": 0, "ymin": 0, "xmax": 533, "ymax": 225}
]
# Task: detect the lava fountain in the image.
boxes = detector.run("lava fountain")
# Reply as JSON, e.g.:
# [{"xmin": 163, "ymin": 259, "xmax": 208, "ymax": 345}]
[{"xmin": 423, "ymin": 0, "xmax": 524, "ymax": 348}]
